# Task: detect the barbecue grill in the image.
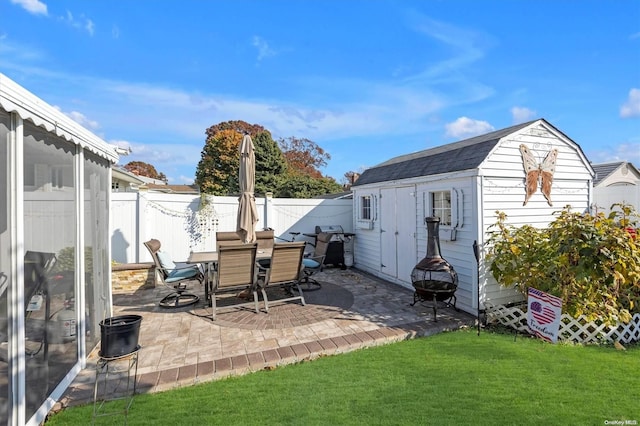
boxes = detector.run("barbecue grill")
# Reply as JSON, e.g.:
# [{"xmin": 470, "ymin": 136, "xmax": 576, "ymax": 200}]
[
  {"xmin": 410, "ymin": 217, "xmax": 458, "ymax": 321},
  {"xmin": 304, "ymin": 225, "xmax": 355, "ymax": 269}
]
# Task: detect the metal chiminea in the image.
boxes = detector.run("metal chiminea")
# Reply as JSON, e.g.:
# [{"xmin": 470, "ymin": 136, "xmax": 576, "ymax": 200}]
[{"xmin": 410, "ymin": 217, "xmax": 458, "ymax": 320}]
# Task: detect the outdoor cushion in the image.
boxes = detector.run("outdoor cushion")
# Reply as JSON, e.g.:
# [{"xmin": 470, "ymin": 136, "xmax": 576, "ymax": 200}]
[
  {"xmin": 157, "ymin": 251, "xmax": 176, "ymax": 271},
  {"xmin": 303, "ymin": 258, "xmax": 320, "ymax": 269},
  {"xmin": 165, "ymin": 266, "xmax": 199, "ymax": 283}
]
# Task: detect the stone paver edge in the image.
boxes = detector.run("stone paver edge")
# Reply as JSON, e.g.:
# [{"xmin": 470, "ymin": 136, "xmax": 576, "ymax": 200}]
[{"xmin": 55, "ymin": 319, "xmax": 469, "ymax": 412}]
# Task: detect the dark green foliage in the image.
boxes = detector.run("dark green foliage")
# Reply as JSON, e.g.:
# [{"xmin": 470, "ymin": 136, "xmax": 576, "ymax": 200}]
[
  {"xmin": 276, "ymin": 174, "xmax": 343, "ymax": 198},
  {"xmin": 253, "ymin": 131, "xmax": 287, "ymax": 196}
]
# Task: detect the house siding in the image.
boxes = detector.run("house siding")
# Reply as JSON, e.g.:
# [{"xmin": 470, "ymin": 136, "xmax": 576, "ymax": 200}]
[{"xmin": 592, "ymin": 162, "xmax": 640, "ymax": 215}]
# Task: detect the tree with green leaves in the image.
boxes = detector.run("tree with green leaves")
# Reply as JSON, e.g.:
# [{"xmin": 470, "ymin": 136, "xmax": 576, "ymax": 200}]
[
  {"xmin": 195, "ymin": 121, "xmax": 287, "ymax": 196},
  {"xmin": 196, "ymin": 120, "xmax": 344, "ymax": 197},
  {"xmin": 253, "ymin": 130, "xmax": 288, "ymax": 195},
  {"xmin": 277, "ymin": 174, "xmax": 343, "ymax": 198}
]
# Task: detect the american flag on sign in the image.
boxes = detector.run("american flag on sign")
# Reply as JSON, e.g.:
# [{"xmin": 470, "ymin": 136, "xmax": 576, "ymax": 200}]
[
  {"xmin": 530, "ymin": 301, "xmax": 555, "ymax": 324},
  {"xmin": 527, "ymin": 287, "xmax": 563, "ymax": 343}
]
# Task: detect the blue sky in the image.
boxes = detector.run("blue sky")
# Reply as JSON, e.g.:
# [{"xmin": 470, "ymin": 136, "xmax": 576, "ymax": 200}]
[{"xmin": 1, "ymin": 0, "xmax": 639, "ymax": 185}]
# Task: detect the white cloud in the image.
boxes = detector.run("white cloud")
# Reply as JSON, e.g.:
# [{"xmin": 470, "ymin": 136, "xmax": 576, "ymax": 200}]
[
  {"xmin": 63, "ymin": 110, "xmax": 100, "ymax": 130},
  {"xmin": 588, "ymin": 141, "xmax": 640, "ymax": 165},
  {"xmin": 445, "ymin": 117, "xmax": 494, "ymax": 138},
  {"xmin": 405, "ymin": 13, "xmax": 493, "ymax": 81},
  {"xmin": 10, "ymin": 0, "xmax": 47, "ymax": 16},
  {"xmin": 176, "ymin": 175, "xmax": 195, "ymax": 185},
  {"xmin": 612, "ymin": 143, "xmax": 640, "ymax": 164},
  {"xmin": 85, "ymin": 19, "xmax": 95, "ymax": 36},
  {"xmin": 59, "ymin": 10, "xmax": 95, "ymax": 36},
  {"xmin": 108, "ymin": 139, "xmax": 133, "ymax": 152},
  {"xmin": 620, "ymin": 88, "xmax": 640, "ymax": 118},
  {"xmin": 10, "ymin": 1, "xmax": 94, "ymax": 37},
  {"xmin": 252, "ymin": 36, "xmax": 276, "ymax": 61},
  {"xmin": 98, "ymin": 77, "xmax": 445, "ymax": 143},
  {"xmin": 511, "ymin": 106, "xmax": 536, "ymax": 123}
]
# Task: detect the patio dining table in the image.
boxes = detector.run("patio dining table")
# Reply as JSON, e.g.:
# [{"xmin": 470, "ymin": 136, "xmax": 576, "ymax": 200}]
[{"xmin": 187, "ymin": 248, "xmax": 273, "ymax": 304}]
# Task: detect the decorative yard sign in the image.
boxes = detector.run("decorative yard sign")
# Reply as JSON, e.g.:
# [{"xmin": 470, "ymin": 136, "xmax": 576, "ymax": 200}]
[{"xmin": 527, "ymin": 287, "xmax": 563, "ymax": 343}]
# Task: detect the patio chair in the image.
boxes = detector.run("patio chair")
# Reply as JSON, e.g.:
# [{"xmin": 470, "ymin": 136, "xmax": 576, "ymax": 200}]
[
  {"xmin": 257, "ymin": 241, "xmax": 306, "ymax": 312},
  {"xmin": 216, "ymin": 230, "xmax": 274, "ymax": 248},
  {"xmin": 215, "ymin": 231, "xmax": 242, "ymax": 245},
  {"xmin": 216, "ymin": 229, "xmax": 275, "ymax": 270},
  {"xmin": 211, "ymin": 243, "xmax": 260, "ymax": 320},
  {"xmin": 300, "ymin": 232, "xmax": 331, "ymax": 291},
  {"xmin": 143, "ymin": 239, "xmax": 201, "ymax": 308},
  {"xmin": 255, "ymin": 229, "xmax": 275, "ymax": 250}
]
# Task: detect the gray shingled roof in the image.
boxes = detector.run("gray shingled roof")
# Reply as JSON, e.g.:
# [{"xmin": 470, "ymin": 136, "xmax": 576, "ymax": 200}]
[
  {"xmin": 591, "ymin": 162, "xmax": 625, "ymax": 187},
  {"xmin": 353, "ymin": 119, "xmax": 538, "ymax": 186}
]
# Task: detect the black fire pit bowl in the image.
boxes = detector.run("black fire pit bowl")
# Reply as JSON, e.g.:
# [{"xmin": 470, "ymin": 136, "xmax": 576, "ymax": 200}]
[
  {"xmin": 414, "ymin": 282, "xmax": 457, "ymax": 302},
  {"xmin": 99, "ymin": 314, "xmax": 142, "ymax": 358}
]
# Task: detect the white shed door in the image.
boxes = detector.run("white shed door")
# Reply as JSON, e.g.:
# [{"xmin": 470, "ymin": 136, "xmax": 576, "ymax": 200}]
[{"xmin": 380, "ymin": 186, "xmax": 416, "ymax": 283}]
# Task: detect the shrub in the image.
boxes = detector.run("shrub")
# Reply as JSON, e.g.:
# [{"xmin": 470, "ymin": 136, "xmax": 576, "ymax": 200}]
[{"xmin": 486, "ymin": 204, "xmax": 640, "ymax": 325}]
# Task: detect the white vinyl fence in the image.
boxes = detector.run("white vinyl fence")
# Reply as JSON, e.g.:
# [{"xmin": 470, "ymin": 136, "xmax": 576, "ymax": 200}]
[{"xmin": 111, "ymin": 192, "xmax": 354, "ymax": 264}]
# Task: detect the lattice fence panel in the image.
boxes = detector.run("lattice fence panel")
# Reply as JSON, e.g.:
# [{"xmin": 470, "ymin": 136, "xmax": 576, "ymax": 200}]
[{"xmin": 485, "ymin": 302, "xmax": 640, "ymax": 344}]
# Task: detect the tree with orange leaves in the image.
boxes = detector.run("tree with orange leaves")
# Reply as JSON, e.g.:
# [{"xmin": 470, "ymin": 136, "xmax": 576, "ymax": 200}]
[{"xmin": 278, "ymin": 137, "xmax": 330, "ymax": 179}]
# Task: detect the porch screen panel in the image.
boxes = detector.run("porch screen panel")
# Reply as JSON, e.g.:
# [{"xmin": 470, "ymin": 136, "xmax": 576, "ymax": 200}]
[
  {"xmin": 0, "ymin": 110, "xmax": 9, "ymax": 420},
  {"xmin": 83, "ymin": 151, "xmax": 110, "ymax": 354},
  {"xmin": 23, "ymin": 122, "xmax": 77, "ymax": 419}
]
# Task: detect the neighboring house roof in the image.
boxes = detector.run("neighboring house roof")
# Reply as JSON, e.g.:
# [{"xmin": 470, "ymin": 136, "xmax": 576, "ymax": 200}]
[
  {"xmin": 137, "ymin": 175, "xmax": 168, "ymax": 185},
  {"xmin": 142, "ymin": 184, "xmax": 200, "ymax": 194},
  {"xmin": 353, "ymin": 120, "xmax": 539, "ymax": 186},
  {"xmin": 352, "ymin": 118, "xmax": 587, "ymax": 187},
  {"xmin": 592, "ymin": 161, "xmax": 640, "ymax": 187},
  {"xmin": 112, "ymin": 166, "xmax": 145, "ymax": 185}
]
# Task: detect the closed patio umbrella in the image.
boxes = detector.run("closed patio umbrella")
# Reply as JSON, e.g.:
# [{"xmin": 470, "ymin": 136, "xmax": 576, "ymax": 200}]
[{"xmin": 237, "ymin": 133, "xmax": 259, "ymax": 243}]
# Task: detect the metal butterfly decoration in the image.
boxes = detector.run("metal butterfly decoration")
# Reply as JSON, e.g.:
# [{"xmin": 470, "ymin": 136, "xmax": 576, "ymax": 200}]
[{"xmin": 519, "ymin": 144, "xmax": 558, "ymax": 206}]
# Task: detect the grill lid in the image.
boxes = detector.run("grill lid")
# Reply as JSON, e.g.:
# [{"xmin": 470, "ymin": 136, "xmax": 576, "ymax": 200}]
[{"xmin": 315, "ymin": 225, "xmax": 344, "ymax": 234}]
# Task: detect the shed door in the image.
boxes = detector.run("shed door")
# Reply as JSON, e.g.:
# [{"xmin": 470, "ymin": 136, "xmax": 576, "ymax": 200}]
[{"xmin": 380, "ymin": 186, "xmax": 416, "ymax": 283}]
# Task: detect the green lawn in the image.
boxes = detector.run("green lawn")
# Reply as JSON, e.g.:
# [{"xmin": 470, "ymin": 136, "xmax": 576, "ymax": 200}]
[{"xmin": 47, "ymin": 328, "xmax": 639, "ymax": 425}]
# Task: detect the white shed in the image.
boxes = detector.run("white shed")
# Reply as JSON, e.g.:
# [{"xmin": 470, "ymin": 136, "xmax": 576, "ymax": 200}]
[
  {"xmin": 591, "ymin": 161, "xmax": 640, "ymax": 216},
  {"xmin": 351, "ymin": 118, "xmax": 595, "ymax": 315}
]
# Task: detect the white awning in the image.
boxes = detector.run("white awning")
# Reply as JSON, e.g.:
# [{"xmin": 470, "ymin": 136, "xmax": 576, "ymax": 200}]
[{"xmin": 0, "ymin": 73, "xmax": 119, "ymax": 163}]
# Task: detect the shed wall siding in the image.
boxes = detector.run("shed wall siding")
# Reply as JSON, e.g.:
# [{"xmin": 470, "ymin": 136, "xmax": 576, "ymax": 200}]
[
  {"xmin": 353, "ymin": 190, "xmax": 382, "ymax": 274},
  {"xmin": 478, "ymin": 126, "xmax": 592, "ymax": 308},
  {"xmin": 354, "ymin": 175, "xmax": 479, "ymax": 314},
  {"xmin": 352, "ymin": 120, "xmax": 594, "ymax": 315},
  {"xmin": 416, "ymin": 177, "xmax": 477, "ymax": 312}
]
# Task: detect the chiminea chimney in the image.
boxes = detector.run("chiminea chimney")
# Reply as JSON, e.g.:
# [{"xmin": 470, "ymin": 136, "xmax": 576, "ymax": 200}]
[{"xmin": 410, "ymin": 217, "xmax": 458, "ymax": 320}]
